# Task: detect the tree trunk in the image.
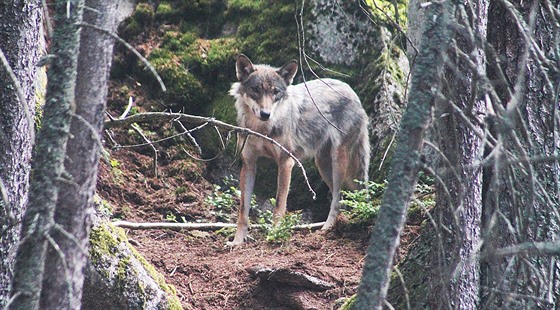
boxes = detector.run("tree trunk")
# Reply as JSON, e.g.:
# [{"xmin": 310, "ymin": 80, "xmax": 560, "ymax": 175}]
[
  {"xmin": 430, "ymin": 0, "xmax": 488, "ymax": 307},
  {"xmin": 8, "ymin": 1, "xmax": 84, "ymax": 309},
  {"xmin": 0, "ymin": 0, "xmax": 41, "ymax": 306},
  {"xmin": 354, "ymin": 0, "xmax": 455, "ymax": 308},
  {"xmin": 482, "ymin": 0, "xmax": 560, "ymax": 307},
  {"xmin": 39, "ymin": 1, "xmax": 120, "ymax": 309}
]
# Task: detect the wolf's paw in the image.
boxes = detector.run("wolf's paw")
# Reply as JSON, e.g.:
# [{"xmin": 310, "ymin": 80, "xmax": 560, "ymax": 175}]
[
  {"xmin": 321, "ymin": 219, "xmax": 336, "ymax": 231},
  {"xmin": 225, "ymin": 240, "xmax": 243, "ymax": 247},
  {"xmin": 225, "ymin": 236, "xmax": 246, "ymax": 248}
]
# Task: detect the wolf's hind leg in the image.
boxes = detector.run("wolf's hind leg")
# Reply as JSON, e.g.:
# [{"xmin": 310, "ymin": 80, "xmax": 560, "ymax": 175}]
[
  {"xmin": 315, "ymin": 151, "xmax": 334, "ymax": 192},
  {"xmin": 323, "ymin": 147, "xmax": 349, "ymax": 230}
]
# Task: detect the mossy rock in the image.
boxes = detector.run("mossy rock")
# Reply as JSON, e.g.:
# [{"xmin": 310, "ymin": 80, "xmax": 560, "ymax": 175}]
[
  {"xmin": 161, "ymin": 31, "xmax": 198, "ymax": 52},
  {"xmin": 181, "ymin": 37, "xmax": 240, "ymax": 86},
  {"xmin": 154, "ymin": 0, "xmax": 227, "ymax": 37},
  {"xmin": 141, "ymin": 33, "xmax": 238, "ymax": 114},
  {"xmin": 145, "ymin": 49, "xmax": 208, "ymax": 113},
  {"xmin": 119, "ymin": 3, "xmax": 155, "ymax": 39},
  {"xmin": 83, "ymin": 209, "xmax": 182, "ymax": 310},
  {"xmin": 210, "ymin": 92, "xmax": 237, "ymax": 125},
  {"xmin": 155, "ymin": 1, "xmax": 180, "ymax": 23}
]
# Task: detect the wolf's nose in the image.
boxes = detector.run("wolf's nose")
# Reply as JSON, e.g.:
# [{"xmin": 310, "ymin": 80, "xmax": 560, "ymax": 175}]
[{"xmin": 260, "ymin": 111, "xmax": 271, "ymax": 120}]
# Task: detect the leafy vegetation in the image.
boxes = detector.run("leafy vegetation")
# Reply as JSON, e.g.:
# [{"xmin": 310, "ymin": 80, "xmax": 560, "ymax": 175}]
[
  {"xmin": 205, "ymin": 176, "xmax": 256, "ymax": 222},
  {"xmin": 340, "ymin": 178, "xmax": 433, "ymax": 225},
  {"xmin": 341, "ymin": 181, "xmax": 385, "ymax": 222},
  {"xmin": 257, "ymin": 209, "xmax": 302, "ymax": 244}
]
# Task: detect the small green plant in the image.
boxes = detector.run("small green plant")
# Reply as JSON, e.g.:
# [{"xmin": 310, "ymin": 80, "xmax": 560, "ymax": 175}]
[
  {"xmin": 257, "ymin": 210, "xmax": 302, "ymax": 244},
  {"xmin": 108, "ymin": 158, "xmax": 124, "ymax": 184},
  {"xmin": 165, "ymin": 212, "xmax": 188, "ymax": 223},
  {"xmin": 206, "ymin": 176, "xmax": 256, "ymax": 222},
  {"xmin": 175, "ymin": 186, "xmax": 188, "ymax": 195},
  {"xmin": 165, "ymin": 212, "xmax": 177, "ymax": 223},
  {"xmin": 341, "ymin": 180, "xmax": 386, "ymax": 221}
]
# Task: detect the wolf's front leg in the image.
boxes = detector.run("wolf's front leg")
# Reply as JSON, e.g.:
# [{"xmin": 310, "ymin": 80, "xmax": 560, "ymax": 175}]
[
  {"xmin": 273, "ymin": 156, "xmax": 294, "ymax": 224},
  {"xmin": 229, "ymin": 157, "xmax": 257, "ymax": 246}
]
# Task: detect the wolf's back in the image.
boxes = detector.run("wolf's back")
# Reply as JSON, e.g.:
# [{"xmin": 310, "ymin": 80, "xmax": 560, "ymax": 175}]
[{"xmin": 287, "ymin": 79, "xmax": 370, "ymax": 186}]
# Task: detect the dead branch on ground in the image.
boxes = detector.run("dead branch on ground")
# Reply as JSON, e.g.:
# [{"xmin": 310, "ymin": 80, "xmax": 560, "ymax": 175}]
[{"xmin": 112, "ymin": 220, "xmax": 326, "ymax": 231}]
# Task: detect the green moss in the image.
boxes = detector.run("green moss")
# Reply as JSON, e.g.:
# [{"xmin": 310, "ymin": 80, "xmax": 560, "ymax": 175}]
[
  {"xmin": 147, "ymin": 52, "xmax": 207, "ymax": 113},
  {"xmin": 227, "ymin": 0, "xmax": 263, "ymax": 13},
  {"xmin": 145, "ymin": 34, "xmax": 239, "ymax": 114},
  {"xmin": 161, "ymin": 31, "xmax": 198, "ymax": 52},
  {"xmin": 134, "ymin": 3, "xmax": 155, "ymax": 25},
  {"xmin": 128, "ymin": 244, "xmax": 182, "ymax": 309},
  {"xmin": 210, "ymin": 93, "xmax": 237, "ymax": 125},
  {"xmin": 364, "ymin": 0, "xmax": 407, "ymax": 29},
  {"xmin": 180, "ymin": 38, "xmax": 239, "ymax": 85},
  {"xmin": 155, "ymin": 2, "xmax": 178, "ymax": 22},
  {"xmin": 233, "ymin": 0, "xmax": 299, "ymax": 65},
  {"xmin": 116, "ymin": 256, "xmax": 132, "ymax": 287},
  {"xmin": 120, "ymin": 3, "xmax": 155, "ymax": 39},
  {"xmin": 338, "ymin": 294, "xmax": 356, "ymax": 310},
  {"xmin": 89, "ymin": 221, "xmax": 182, "ymax": 309},
  {"xmin": 89, "ymin": 223, "xmax": 123, "ymax": 265}
]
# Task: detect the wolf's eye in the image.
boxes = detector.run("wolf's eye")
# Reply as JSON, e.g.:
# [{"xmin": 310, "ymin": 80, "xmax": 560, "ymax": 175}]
[
  {"xmin": 272, "ymin": 88, "xmax": 280, "ymax": 96},
  {"xmin": 251, "ymin": 86, "xmax": 260, "ymax": 93}
]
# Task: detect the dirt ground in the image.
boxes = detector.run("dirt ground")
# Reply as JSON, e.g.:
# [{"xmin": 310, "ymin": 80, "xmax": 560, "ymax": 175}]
[{"xmin": 96, "ymin": 146, "xmax": 422, "ymax": 309}]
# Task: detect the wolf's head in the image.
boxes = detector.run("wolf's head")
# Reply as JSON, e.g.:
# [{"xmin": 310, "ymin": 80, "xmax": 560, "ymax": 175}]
[{"xmin": 233, "ymin": 54, "xmax": 298, "ymax": 121}]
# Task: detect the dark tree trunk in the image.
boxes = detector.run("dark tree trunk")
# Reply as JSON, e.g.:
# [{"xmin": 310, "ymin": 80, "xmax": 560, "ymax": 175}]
[
  {"xmin": 430, "ymin": 0, "xmax": 488, "ymax": 307},
  {"xmin": 354, "ymin": 0, "xmax": 455, "ymax": 308},
  {"xmin": 482, "ymin": 0, "xmax": 560, "ymax": 307},
  {"xmin": 39, "ymin": 1, "xmax": 120, "ymax": 309},
  {"xmin": 8, "ymin": 0, "xmax": 85, "ymax": 309},
  {"xmin": 0, "ymin": 0, "xmax": 41, "ymax": 306}
]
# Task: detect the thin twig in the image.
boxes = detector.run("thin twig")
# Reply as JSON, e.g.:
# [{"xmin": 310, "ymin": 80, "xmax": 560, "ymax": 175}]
[
  {"xmin": 0, "ymin": 47, "xmax": 35, "ymax": 144},
  {"xmin": 105, "ymin": 112, "xmax": 317, "ymax": 199},
  {"xmin": 75, "ymin": 21, "xmax": 166, "ymax": 92},
  {"xmin": 131, "ymin": 123, "xmax": 158, "ymax": 177}
]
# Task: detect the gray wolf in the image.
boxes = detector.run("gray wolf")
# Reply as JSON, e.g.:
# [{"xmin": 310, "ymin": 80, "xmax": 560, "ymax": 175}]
[{"xmin": 228, "ymin": 54, "xmax": 370, "ymax": 245}]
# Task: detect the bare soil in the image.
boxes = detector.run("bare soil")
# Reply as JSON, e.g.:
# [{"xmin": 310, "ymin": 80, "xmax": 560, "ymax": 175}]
[{"xmin": 96, "ymin": 145, "xmax": 422, "ymax": 309}]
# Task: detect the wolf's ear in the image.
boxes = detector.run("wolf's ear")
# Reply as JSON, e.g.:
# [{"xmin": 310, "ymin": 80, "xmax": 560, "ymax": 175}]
[
  {"xmin": 277, "ymin": 60, "xmax": 298, "ymax": 85},
  {"xmin": 236, "ymin": 54, "xmax": 255, "ymax": 82}
]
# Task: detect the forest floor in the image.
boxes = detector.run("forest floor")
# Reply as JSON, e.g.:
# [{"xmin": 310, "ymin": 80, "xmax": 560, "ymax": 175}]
[
  {"xmin": 94, "ymin": 3, "xmax": 427, "ymax": 309},
  {"xmin": 96, "ymin": 143, "xmax": 425, "ymax": 309}
]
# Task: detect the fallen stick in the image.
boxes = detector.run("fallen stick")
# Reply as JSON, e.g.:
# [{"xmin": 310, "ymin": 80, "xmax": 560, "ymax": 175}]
[{"xmin": 112, "ymin": 220, "xmax": 326, "ymax": 231}]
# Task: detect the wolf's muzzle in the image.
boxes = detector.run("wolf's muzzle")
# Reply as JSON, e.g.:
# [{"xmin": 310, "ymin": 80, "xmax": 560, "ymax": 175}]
[{"xmin": 260, "ymin": 111, "xmax": 271, "ymax": 121}]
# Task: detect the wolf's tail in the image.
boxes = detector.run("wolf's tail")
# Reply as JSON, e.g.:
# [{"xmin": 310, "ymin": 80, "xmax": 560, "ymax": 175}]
[{"xmin": 346, "ymin": 121, "xmax": 370, "ymax": 190}]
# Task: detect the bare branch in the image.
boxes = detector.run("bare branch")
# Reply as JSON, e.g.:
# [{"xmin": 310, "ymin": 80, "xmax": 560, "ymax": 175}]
[
  {"xmin": 0, "ymin": 47, "xmax": 35, "ymax": 144},
  {"xmin": 75, "ymin": 21, "xmax": 167, "ymax": 92},
  {"xmin": 131, "ymin": 123, "xmax": 158, "ymax": 177},
  {"xmin": 105, "ymin": 112, "xmax": 317, "ymax": 199},
  {"xmin": 488, "ymin": 241, "xmax": 560, "ymax": 258}
]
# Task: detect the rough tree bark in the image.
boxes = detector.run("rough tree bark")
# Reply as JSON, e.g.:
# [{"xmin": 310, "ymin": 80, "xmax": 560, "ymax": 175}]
[
  {"xmin": 39, "ymin": 1, "xmax": 120, "ymax": 309},
  {"xmin": 0, "ymin": 0, "xmax": 41, "ymax": 306},
  {"xmin": 354, "ymin": 0, "xmax": 455, "ymax": 308},
  {"xmin": 430, "ymin": 0, "xmax": 488, "ymax": 307},
  {"xmin": 8, "ymin": 0, "xmax": 85, "ymax": 309},
  {"xmin": 481, "ymin": 0, "xmax": 560, "ymax": 307}
]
